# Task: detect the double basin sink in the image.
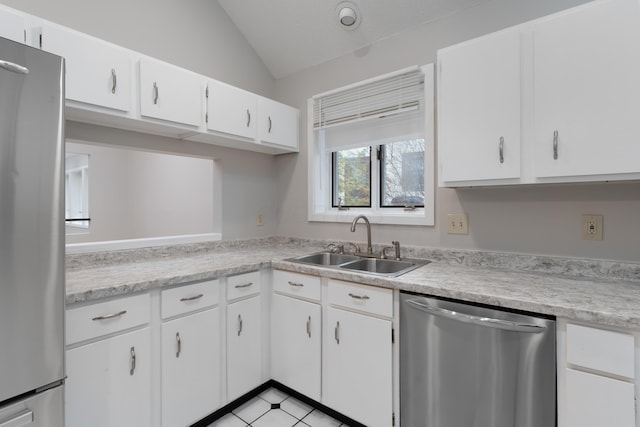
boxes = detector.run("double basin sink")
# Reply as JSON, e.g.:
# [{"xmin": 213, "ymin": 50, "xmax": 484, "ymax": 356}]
[{"xmin": 288, "ymin": 252, "xmax": 430, "ymax": 277}]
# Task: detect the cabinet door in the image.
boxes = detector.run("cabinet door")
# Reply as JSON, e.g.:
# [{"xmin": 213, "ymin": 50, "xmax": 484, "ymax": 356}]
[
  {"xmin": 40, "ymin": 24, "xmax": 131, "ymax": 112},
  {"xmin": 565, "ymin": 368, "xmax": 635, "ymax": 427},
  {"xmin": 271, "ymin": 294, "xmax": 321, "ymax": 400},
  {"xmin": 533, "ymin": 0, "xmax": 640, "ymax": 179},
  {"xmin": 139, "ymin": 57, "xmax": 202, "ymax": 127},
  {"xmin": 162, "ymin": 308, "xmax": 221, "ymax": 427},
  {"xmin": 66, "ymin": 328, "xmax": 151, "ymax": 427},
  {"xmin": 438, "ymin": 29, "xmax": 521, "ymax": 184},
  {"xmin": 207, "ymin": 80, "xmax": 257, "ymax": 140},
  {"xmin": 227, "ymin": 296, "xmax": 262, "ymax": 401},
  {"xmin": 0, "ymin": 8, "xmax": 24, "ymax": 43},
  {"xmin": 258, "ymin": 97, "xmax": 299, "ymax": 150},
  {"xmin": 324, "ymin": 307, "xmax": 392, "ymax": 427}
]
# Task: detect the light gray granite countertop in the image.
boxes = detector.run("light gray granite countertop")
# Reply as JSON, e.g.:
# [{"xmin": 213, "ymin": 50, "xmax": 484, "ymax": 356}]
[{"xmin": 66, "ymin": 237, "xmax": 640, "ymax": 329}]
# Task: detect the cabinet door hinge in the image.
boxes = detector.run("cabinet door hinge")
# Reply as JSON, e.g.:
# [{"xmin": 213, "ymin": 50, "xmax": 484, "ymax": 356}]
[
  {"xmin": 392, "ymin": 412, "xmax": 396, "ymax": 426},
  {"xmin": 205, "ymin": 86, "xmax": 209, "ymax": 98},
  {"xmin": 205, "ymin": 113, "xmax": 208, "ymax": 123},
  {"xmin": 39, "ymin": 34, "xmax": 43, "ymax": 49},
  {"xmin": 376, "ymin": 147, "xmax": 382, "ymax": 161},
  {"xmin": 392, "ymin": 328, "xmax": 395, "ymax": 344}
]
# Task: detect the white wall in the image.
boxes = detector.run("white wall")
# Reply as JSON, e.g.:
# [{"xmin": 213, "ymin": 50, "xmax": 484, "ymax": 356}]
[{"xmin": 274, "ymin": 0, "xmax": 640, "ymax": 262}]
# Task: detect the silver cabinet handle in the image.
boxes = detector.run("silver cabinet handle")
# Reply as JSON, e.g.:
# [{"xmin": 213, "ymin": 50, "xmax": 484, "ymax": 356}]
[
  {"xmin": 348, "ymin": 293, "xmax": 370, "ymax": 301},
  {"xmin": 499, "ymin": 136, "xmax": 504, "ymax": 164},
  {"xmin": 306, "ymin": 316, "xmax": 311, "ymax": 338},
  {"xmin": 234, "ymin": 282, "xmax": 253, "ymax": 289},
  {"xmin": 180, "ymin": 294, "xmax": 203, "ymax": 302},
  {"xmin": 111, "ymin": 68, "xmax": 117, "ymax": 94},
  {"xmin": 176, "ymin": 332, "xmax": 181, "ymax": 358},
  {"xmin": 129, "ymin": 346, "xmax": 136, "ymax": 375},
  {"xmin": 238, "ymin": 314, "xmax": 243, "ymax": 336},
  {"xmin": 406, "ymin": 299, "xmax": 546, "ymax": 333},
  {"xmin": 246, "ymin": 109, "xmax": 251, "ymax": 127},
  {"xmin": 335, "ymin": 321, "xmax": 340, "ymax": 344},
  {"xmin": 92, "ymin": 310, "xmax": 127, "ymax": 321},
  {"xmin": 553, "ymin": 130, "xmax": 559, "ymax": 160},
  {"xmin": 0, "ymin": 60, "xmax": 29, "ymax": 75},
  {"xmin": 268, "ymin": 116, "xmax": 272, "ymax": 133},
  {"xmin": 153, "ymin": 82, "xmax": 159, "ymax": 104},
  {"xmin": 288, "ymin": 281, "xmax": 304, "ymax": 287},
  {"xmin": 0, "ymin": 409, "xmax": 33, "ymax": 427}
]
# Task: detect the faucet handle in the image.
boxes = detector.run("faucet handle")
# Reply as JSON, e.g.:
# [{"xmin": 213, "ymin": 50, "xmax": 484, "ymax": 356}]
[
  {"xmin": 381, "ymin": 246, "xmax": 395, "ymax": 259},
  {"xmin": 391, "ymin": 241, "xmax": 401, "ymax": 260},
  {"xmin": 346, "ymin": 242, "xmax": 360, "ymax": 255}
]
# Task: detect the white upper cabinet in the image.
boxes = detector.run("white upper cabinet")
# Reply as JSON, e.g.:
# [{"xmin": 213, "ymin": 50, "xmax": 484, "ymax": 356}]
[
  {"xmin": 207, "ymin": 80, "xmax": 257, "ymax": 140},
  {"xmin": 139, "ymin": 57, "xmax": 203, "ymax": 127},
  {"xmin": 438, "ymin": 28, "xmax": 522, "ymax": 184},
  {"xmin": 0, "ymin": 7, "xmax": 24, "ymax": 43},
  {"xmin": 532, "ymin": 0, "xmax": 640, "ymax": 180},
  {"xmin": 40, "ymin": 23, "xmax": 132, "ymax": 112},
  {"xmin": 258, "ymin": 97, "xmax": 299, "ymax": 151}
]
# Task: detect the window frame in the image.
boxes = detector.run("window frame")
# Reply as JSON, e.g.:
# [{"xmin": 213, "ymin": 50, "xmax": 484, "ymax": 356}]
[{"xmin": 307, "ymin": 64, "xmax": 435, "ymax": 226}]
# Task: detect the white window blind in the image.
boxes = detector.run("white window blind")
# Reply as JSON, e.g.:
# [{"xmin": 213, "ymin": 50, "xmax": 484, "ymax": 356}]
[{"xmin": 313, "ymin": 66, "xmax": 425, "ymax": 130}]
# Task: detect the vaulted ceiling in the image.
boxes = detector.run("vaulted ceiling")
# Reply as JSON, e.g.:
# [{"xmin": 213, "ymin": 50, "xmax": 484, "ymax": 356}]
[{"xmin": 217, "ymin": 0, "xmax": 490, "ymax": 79}]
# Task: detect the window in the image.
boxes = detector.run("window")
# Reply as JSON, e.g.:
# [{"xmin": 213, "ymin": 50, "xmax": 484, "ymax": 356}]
[{"xmin": 308, "ymin": 65, "xmax": 435, "ymax": 226}]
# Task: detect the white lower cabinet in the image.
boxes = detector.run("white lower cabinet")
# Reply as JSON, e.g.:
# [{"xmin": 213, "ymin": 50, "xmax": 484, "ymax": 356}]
[
  {"xmin": 324, "ymin": 281, "xmax": 394, "ymax": 427},
  {"xmin": 161, "ymin": 280, "xmax": 220, "ymax": 427},
  {"xmin": 271, "ymin": 293, "xmax": 321, "ymax": 400},
  {"xmin": 66, "ymin": 327, "xmax": 152, "ymax": 427},
  {"xmin": 560, "ymin": 320, "xmax": 637, "ymax": 427},
  {"xmin": 227, "ymin": 290, "xmax": 262, "ymax": 401}
]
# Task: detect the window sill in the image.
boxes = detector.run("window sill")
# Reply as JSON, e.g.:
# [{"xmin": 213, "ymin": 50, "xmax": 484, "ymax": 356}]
[{"xmin": 308, "ymin": 208, "xmax": 433, "ymax": 226}]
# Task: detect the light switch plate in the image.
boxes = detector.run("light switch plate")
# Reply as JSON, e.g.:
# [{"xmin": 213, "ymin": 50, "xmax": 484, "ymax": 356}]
[
  {"xmin": 581, "ymin": 214, "xmax": 603, "ymax": 241},
  {"xmin": 447, "ymin": 213, "xmax": 468, "ymax": 235}
]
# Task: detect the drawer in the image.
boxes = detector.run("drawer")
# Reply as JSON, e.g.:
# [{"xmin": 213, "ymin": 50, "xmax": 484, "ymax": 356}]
[
  {"xmin": 227, "ymin": 271, "xmax": 261, "ymax": 301},
  {"xmin": 162, "ymin": 279, "xmax": 219, "ymax": 319},
  {"xmin": 273, "ymin": 270, "xmax": 321, "ymax": 302},
  {"xmin": 567, "ymin": 323, "xmax": 635, "ymax": 378},
  {"xmin": 67, "ymin": 293, "xmax": 150, "ymax": 345},
  {"xmin": 328, "ymin": 279, "xmax": 392, "ymax": 318}
]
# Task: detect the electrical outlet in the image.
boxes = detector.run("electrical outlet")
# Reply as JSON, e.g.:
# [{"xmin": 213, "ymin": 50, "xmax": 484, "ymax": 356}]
[
  {"xmin": 256, "ymin": 213, "xmax": 264, "ymax": 227},
  {"xmin": 581, "ymin": 214, "xmax": 603, "ymax": 241},
  {"xmin": 447, "ymin": 213, "xmax": 468, "ymax": 235}
]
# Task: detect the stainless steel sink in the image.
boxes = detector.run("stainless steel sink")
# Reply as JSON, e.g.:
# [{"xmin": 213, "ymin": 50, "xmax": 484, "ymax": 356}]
[
  {"xmin": 340, "ymin": 258, "xmax": 428, "ymax": 277},
  {"xmin": 287, "ymin": 251, "xmax": 430, "ymax": 277},
  {"xmin": 291, "ymin": 252, "xmax": 360, "ymax": 266}
]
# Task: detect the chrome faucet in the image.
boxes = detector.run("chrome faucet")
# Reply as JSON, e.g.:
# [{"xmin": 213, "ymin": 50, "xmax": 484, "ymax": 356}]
[{"xmin": 350, "ymin": 215, "xmax": 373, "ymax": 256}]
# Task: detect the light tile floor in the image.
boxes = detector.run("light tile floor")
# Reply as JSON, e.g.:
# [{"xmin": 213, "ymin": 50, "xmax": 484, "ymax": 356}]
[{"xmin": 208, "ymin": 388, "xmax": 348, "ymax": 427}]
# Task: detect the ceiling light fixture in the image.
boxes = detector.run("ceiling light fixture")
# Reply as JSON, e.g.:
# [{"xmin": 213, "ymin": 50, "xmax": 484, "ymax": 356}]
[{"xmin": 336, "ymin": 2, "xmax": 361, "ymax": 30}]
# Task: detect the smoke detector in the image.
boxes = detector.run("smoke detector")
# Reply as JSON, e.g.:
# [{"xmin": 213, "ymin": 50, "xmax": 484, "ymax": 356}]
[{"xmin": 336, "ymin": 2, "xmax": 361, "ymax": 30}]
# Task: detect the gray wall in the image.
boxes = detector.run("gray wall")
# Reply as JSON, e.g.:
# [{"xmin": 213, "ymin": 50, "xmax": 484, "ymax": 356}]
[
  {"xmin": 1, "ymin": 0, "xmax": 280, "ymax": 241},
  {"xmin": 0, "ymin": 0, "xmax": 274, "ymax": 96},
  {"xmin": 273, "ymin": 0, "xmax": 640, "ymax": 263}
]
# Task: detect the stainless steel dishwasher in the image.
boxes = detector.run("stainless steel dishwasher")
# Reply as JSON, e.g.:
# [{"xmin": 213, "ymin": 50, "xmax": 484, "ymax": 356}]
[{"xmin": 400, "ymin": 292, "xmax": 556, "ymax": 427}]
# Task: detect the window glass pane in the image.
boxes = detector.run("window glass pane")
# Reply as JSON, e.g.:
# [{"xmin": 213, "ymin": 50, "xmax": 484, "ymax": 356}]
[
  {"xmin": 381, "ymin": 139, "xmax": 425, "ymax": 207},
  {"xmin": 332, "ymin": 147, "xmax": 371, "ymax": 207}
]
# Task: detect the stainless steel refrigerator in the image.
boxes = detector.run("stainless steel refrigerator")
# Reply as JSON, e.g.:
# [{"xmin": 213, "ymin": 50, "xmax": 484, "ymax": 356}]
[{"xmin": 0, "ymin": 36, "xmax": 65, "ymax": 426}]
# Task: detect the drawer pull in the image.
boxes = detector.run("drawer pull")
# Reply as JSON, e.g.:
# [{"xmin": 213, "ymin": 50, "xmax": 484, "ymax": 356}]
[
  {"xmin": 176, "ymin": 332, "xmax": 181, "ymax": 358},
  {"xmin": 153, "ymin": 82, "xmax": 159, "ymax": 104},
  {"xmin": 288, "ymin": 281, "xmax": 304, "ymax": 287},
  {"xmin": 130, "ymin": 346, "xmax": 136, "ymax": 376},
  {"xmin": 92, "ymin": 310, "xmax": 127, "ymax": 321},
  {"xmin": 335, "ymin": 321, "xmax": 340, "ymax": 344},
  {"xmin": 0, "ymin": 409, "xmax": 33, "ymax": 427},
  {"xmin": 234, "ymin": 282, "xmax": 253, "ymax": 289},
  {"xmin": 307, "ymin": 316, "xmax": 311, "ymax": 338},
  {"xmin": 499, "ymin": 136, "xmax": 504, "ymax": 164},
  {"xmin": 553, "ymin": 130, "xmax": 559, "ymax": 160},
  {"xmin": 348, "ymin": 293, "xmax": 370, "ymax": 301},
  {"xmin": 238, "ymin": 314, "xmax": 243, "ymax": 336},
  {"xmin": 180, "ymin": 294, "xmax": 204, "ymax": 302},
  {"xmin": 268, "ymin": 116, "xmax": 272, "ymax": 133},
  {"xmin": 246, "ymin": 109, "xmax": 251, "ymax": 127}
]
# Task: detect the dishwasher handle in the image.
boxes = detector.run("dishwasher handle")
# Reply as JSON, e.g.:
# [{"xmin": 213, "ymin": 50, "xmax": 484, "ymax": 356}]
[{"xmin": 406, "ymin": 299, "xmax": 547, "ymax": 333}]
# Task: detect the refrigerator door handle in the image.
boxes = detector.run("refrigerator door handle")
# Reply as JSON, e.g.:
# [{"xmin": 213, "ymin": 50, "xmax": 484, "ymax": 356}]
[
  {"xmin": 406, "ymin": 299, "xmax": 547, "ymax": 333},
  {"xmin": 0, "ymin": 409, "xmax": 33, "ymax": 427},
  {"xmin": 0, "ymin": 60, "xmax": 29, "ymax": 75}
]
